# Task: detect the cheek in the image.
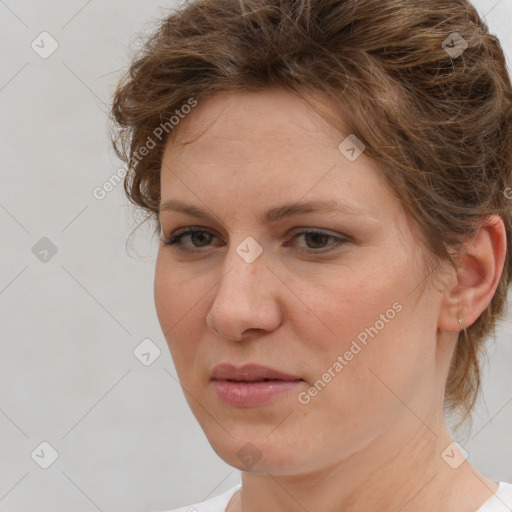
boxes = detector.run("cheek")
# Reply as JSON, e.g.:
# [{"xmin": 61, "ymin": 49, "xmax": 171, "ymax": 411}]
[
  {"xmin": 154, "ymin": 252, "xmax": 202, "ymax": 330},
  {"xmin": 153, "ymin": 255, "xmax": 172, "ymax": 331},
  {"xmin": 307, "ymin": 293, "xmax": 437, "ymax": 430},
  {"xmin": 293, "ymin": 252, "xmax": 432, "ymax": 396},
  {"xmin": 153, "ymin": 255, "xmax": 203, "ymax": 367},
  {"xmin": 292, "ymin": 259, "xmax": 404, "ymax": 355}
]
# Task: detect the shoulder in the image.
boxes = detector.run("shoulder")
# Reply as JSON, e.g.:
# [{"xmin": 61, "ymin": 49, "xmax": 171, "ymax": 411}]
[
  {"xmin": 158, "ymin": 484, "xmax": 241, "ymax": 512},
  {"xmin": 476, "ymin": 482, "xmax": 512, "ymax": 512}
]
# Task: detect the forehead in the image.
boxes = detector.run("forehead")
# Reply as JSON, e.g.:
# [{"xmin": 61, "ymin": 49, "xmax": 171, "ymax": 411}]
[
  {"xmin": 169, "ymin": 89, "xmax": 346, "ymax": 150},
  {"xmin": 163, "ymin": 90, "xmax": 368, "ymax": 179},
  {"xmin": 160, "ymin": 89, "xmax": 401, "ymax": 225}
]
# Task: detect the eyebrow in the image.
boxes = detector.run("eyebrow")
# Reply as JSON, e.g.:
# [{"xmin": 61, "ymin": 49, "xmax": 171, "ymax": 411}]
[{"xmin": 158, "ymin": 198, "xmax": 371, "ymax": 223}]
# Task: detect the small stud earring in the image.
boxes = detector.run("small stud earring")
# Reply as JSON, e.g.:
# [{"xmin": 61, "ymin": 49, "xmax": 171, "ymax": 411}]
[{"xmin": 458, "ymin": 317, "xmax": 463, "ymax": 329}]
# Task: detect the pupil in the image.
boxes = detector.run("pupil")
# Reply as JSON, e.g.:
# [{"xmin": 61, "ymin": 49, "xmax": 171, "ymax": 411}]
[
  {"xmin": 305, "ymin": 232, "xmax": 328, "ymax": 249},
  {"xmin": 192, "ymin": 232, "xmax": 211, "ymax": 246}
]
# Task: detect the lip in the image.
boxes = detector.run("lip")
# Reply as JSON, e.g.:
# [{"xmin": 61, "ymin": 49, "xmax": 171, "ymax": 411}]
[
  {"xmin": 210, "ymin": 363, "xmax": 302, "ymax": 382},
  {"xmin": 210, "ymin": 363, "xmax": 304, "ymax": 408}
]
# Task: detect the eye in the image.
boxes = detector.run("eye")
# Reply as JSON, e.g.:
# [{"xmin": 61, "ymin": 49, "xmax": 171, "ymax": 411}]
[
  {"xmin": 161, "ymin": 226, "xmax": 349, "ymax": 254},
  {"xmin": 162, "ymin": 226, "xmax": 220, "ymax": 253},
  {"xmin": 286, "ymin": 228, "xmax": 349, "ymax": 253}
]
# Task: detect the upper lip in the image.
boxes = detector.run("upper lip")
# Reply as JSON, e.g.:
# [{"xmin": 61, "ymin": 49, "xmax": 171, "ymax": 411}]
[{"xmin": 211, "ymin": 363, "xmax": 302, "ymax": 382}]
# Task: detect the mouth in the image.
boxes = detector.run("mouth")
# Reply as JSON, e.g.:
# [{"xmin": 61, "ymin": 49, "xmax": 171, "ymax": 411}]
[
  {"xmin": 223, "ymin": 378, "xmax": 298, "ymax": 382},
  {"xmin": 210, "ymin": 364, "xmax": 304, "ymax": 407},
  {"xmin": 211, "ymin": 379, "xmax": 304, "ymax": 407},
  {"xmin": 210, "ymin": 363, "xmax": 303, "ymax": 382}
]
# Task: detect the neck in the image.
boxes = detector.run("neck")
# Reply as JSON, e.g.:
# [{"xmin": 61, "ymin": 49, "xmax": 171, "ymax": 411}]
[{"xmin": 229, "ymin": 413, "xmax": 497, "ymax": 512}]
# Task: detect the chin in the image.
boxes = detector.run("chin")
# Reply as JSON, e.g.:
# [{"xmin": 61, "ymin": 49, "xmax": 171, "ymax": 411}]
[{"xmin": 205, "ymin": 431, "xmax": 312, "ymax": 475}]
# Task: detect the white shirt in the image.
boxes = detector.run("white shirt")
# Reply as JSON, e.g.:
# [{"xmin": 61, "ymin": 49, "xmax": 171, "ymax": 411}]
[{"xmin": 161, "ymin": 481, "xmax": 512, "ymax": 512}]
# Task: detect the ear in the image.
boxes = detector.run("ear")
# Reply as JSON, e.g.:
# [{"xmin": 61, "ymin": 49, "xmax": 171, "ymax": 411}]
[{"xmin": 438, "ymin": 215, "xmax": 507, "ymax": 333}]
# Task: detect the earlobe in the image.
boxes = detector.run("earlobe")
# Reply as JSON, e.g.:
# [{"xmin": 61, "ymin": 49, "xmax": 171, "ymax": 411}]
[{"xmin": 437, "ymin": 215, "xmax": 507, "ymax": 333}]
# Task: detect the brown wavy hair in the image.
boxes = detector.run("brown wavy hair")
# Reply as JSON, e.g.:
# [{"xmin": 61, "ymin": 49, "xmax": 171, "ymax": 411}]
[{"xmin": 110, "ymin": 0, "xmax": 512, "ymax": 428}]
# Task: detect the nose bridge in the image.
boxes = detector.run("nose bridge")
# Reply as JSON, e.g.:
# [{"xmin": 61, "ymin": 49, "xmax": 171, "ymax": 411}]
[
  {"xmin": 218, "ymin": 235, "xmax": 267, "ymax": 302},
  {"xmin": 206, "ymin": 236, "xmax": 281, "ymax": 338}
]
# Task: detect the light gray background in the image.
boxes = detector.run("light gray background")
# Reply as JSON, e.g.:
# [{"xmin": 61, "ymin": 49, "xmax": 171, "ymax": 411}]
[{"xmin": 1, "ymin": 1, "xmax": 511, "ymax": 511}]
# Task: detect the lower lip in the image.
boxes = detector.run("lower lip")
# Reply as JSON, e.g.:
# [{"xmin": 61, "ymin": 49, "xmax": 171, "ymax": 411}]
[{"xmin": 212, "ymin": 380, "xmax": 304, "ymax": 407}]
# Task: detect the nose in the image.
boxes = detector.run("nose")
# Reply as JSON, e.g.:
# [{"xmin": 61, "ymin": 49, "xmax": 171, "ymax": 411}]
[{"xmin": 205, "ymin": 246, "xmax": 283, "ymax": 342}]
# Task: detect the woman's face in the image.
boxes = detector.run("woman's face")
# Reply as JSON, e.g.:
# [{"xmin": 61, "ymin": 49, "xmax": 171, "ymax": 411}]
[{"xmin": 155, "ymin": 89, "xmax": 449, "ymax": 474}]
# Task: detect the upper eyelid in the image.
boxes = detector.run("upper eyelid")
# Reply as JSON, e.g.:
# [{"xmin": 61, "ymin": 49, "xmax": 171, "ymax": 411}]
[
  {"xmin": 164, "ymin": 227, "xmax": 348, "ymax": 251},
  {"xmin": 167, "ymin": 226, "xmax": 221, "ymax": 240},
  {"xmin": 166, "ymin": 226, "xmax": 344, "ymax": 239}
]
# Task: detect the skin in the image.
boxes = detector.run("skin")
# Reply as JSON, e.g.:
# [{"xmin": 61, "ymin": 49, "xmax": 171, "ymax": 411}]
[{"xmin": 154, "ymin": 89, "xmax": 506, "ymax": 512}]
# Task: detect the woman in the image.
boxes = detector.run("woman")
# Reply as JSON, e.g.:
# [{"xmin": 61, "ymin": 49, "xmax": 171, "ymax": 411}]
[{"xmin": 110, "ymin": 0, "xmax": 512, "ymax": 510}]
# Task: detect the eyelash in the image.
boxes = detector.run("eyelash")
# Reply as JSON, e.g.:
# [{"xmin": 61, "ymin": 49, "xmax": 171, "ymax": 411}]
[{"xmin": 162, "ymin": 226, "xmax": 349, "ymax": 254}]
